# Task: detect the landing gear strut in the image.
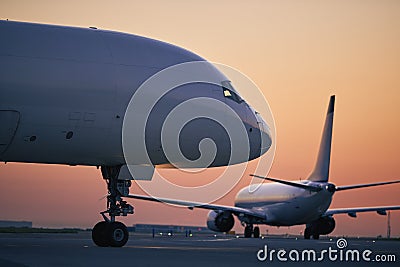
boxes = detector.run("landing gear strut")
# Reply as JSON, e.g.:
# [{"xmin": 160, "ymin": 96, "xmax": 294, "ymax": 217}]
[{"xmin": 92, "ymin": 166, "xmax": 134, "ymax": 247}]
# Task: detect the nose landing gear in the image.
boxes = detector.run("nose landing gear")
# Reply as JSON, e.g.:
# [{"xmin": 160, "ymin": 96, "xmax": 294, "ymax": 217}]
[{"xmin": 92, "ymin": 166, "xmax": 133, "ymax": 247}]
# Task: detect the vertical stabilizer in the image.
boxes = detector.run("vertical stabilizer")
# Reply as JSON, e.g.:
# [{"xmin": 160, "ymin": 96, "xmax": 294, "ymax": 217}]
[{"xmin": 307, "ymin": 95, "xmax": 335, "ymax": 182}]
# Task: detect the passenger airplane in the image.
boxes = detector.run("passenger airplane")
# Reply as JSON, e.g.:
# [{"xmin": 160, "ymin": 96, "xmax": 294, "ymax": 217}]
[
  {"xmin": 0, "ymin": 21, "xmax": 271, "ymax": 247},
  {"xmin": 129, "ymin": 96, "xmax": 400, "ymax": 239}
]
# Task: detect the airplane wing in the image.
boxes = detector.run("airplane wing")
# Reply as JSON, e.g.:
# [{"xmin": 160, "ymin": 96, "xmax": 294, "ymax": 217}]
[
  {"xmin": 325, "ymin": 206, "xmax": 400, "ymax": 217},
  {"xmin": 126, "ymin": 194, "xmax": 266, "ymax": 220}
]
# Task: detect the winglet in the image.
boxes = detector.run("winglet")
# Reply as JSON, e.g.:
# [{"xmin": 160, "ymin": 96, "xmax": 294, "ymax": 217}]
[{"xmin": 307, "ymin": 95, "xmax": 335, "ymax": 182}]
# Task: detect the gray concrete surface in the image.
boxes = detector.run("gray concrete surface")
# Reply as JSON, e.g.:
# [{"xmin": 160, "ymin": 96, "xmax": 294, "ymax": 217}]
[{"xmin": 0, "ymin": 232, "xmax": 398, "ymax": 267}]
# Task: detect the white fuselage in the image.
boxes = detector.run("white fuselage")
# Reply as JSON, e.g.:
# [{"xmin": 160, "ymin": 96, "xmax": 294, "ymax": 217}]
[
  {"xmin": 0, "ymin": 21, "xmax": 271, "ymax": 167},
  {"xmin": 235, "ymin": 182, "xmax": 334, "ymax": 226}
]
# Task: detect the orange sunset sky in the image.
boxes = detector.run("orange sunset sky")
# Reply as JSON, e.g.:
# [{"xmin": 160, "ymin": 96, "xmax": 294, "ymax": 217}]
[{"xmin": 0, "ymin": 0, "xmax": 399, "ymax": 237}]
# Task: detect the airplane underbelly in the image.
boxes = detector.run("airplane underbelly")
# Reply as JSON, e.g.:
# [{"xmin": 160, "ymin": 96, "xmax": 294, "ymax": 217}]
[{"xmin": 0, "ymin": 108, "xmax": 121, "ymax": 165}]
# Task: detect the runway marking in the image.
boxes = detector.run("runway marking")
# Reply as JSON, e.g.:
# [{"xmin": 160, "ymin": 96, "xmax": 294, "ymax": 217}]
[
  {"xmin": 188, "ymin": 239, "xmax": 235, "ymax": 242},
  {"xmin": 124, "ymin": 245, "xmax": 248, "ymax": 251}
]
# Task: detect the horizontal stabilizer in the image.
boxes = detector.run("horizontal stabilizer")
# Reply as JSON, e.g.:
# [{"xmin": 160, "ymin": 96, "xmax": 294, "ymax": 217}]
[
  {"xmin": 250, "ymin": 174, "xmax": 322, "ymax": 192},
  {"xmin": 336, "ymin": 180, "xmax": 400, "ymax": 191},
  {"xmin": 326, "ymin": 205, "xmax": 400, "ymax": 217}
]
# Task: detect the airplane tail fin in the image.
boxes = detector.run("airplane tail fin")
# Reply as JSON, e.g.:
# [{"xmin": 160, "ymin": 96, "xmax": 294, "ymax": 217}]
[{"xmin": 307, "ymin": 95, "xmax": 335, "ymax": 182}]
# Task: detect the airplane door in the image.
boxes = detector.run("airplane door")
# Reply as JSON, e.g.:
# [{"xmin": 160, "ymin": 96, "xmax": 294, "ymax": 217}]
[{"xmin": 0, "ymin": 110, "xmax": 20, "ymax": 154}]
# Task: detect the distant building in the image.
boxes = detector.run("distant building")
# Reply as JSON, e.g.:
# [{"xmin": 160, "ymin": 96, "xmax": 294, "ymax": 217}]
[
  {"xmin": 130, "ymin": 224, "xmax": 212, "ymax": 233},
  {"xmin": 0, "ymin": 220, "xmax": 32, "ymax": 228}
]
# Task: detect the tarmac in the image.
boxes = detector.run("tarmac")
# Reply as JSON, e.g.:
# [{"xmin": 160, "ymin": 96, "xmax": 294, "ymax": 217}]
[{"xmin": 0, "ymin": 232, "xmax": 398, "ymax": 267}]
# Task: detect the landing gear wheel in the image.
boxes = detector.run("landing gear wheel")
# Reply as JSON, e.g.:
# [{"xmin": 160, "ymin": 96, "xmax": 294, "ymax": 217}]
[
  {"xmin": 244, "ymin": 225, "xmax": 253, "ymax": 238},
  {"xmin": 92, "ymin": 221, "xmax": 110, "ymax": 247},
  {"xmin": 108, "ymin": 222, "xmax": 129, "ymax": 247},
  {"xmin": 253, "ymin": 226, "xmax": 260, "ymax": 238},
  {"xmin": 312, "ymin": 234, "xmax": 320, "ymax": 240},
  {"xmin": 304, "ymin": 228, "xmax": 311, "ymax": 239}
]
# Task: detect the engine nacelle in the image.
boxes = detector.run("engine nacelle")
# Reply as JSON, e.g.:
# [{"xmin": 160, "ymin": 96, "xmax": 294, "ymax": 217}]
[
  {"xmin": 206, "ymin": 210, "xmax": 234, "ymax": 233},
  {"xmin": 309, "ymin": 216, "xmax": 336, "ymax": 235}
]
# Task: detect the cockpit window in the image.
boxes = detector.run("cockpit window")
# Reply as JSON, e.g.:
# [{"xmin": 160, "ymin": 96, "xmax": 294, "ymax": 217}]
[
  {"xmin": 221, "ymin": 81, "xmax": 243, "ymax": 103},
  {"xmin": 223, "ymin": 89, "xmax": 232, "ymax": 97}
]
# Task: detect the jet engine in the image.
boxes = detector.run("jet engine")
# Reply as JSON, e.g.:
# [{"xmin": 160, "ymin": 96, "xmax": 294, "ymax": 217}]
[
  {"xmin": 206, "ymin": 210, "xmax": 234, "ymax": 232},
  {"xmin": 305, "ymin": 216, "xmax": 336, "ymax": 239},
  {"xmin": 313, "ymin": 216, "xmax": 336, "ymax": 235}
]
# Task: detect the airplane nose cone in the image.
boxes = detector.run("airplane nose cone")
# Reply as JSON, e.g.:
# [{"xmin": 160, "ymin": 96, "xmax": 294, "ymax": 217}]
[
  {"xmin": 260, "ymin": 120, "xmax": 272, "ymax": 156},
  {"xmin": 248, "ymin": 115, "xmax": 272, "ymax": 161}
]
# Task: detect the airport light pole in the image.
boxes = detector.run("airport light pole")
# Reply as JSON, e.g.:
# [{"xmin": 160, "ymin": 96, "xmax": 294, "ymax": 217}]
[{"xmin": 387, "ymin": 211, "xmax": 391, "ymax": 239}]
